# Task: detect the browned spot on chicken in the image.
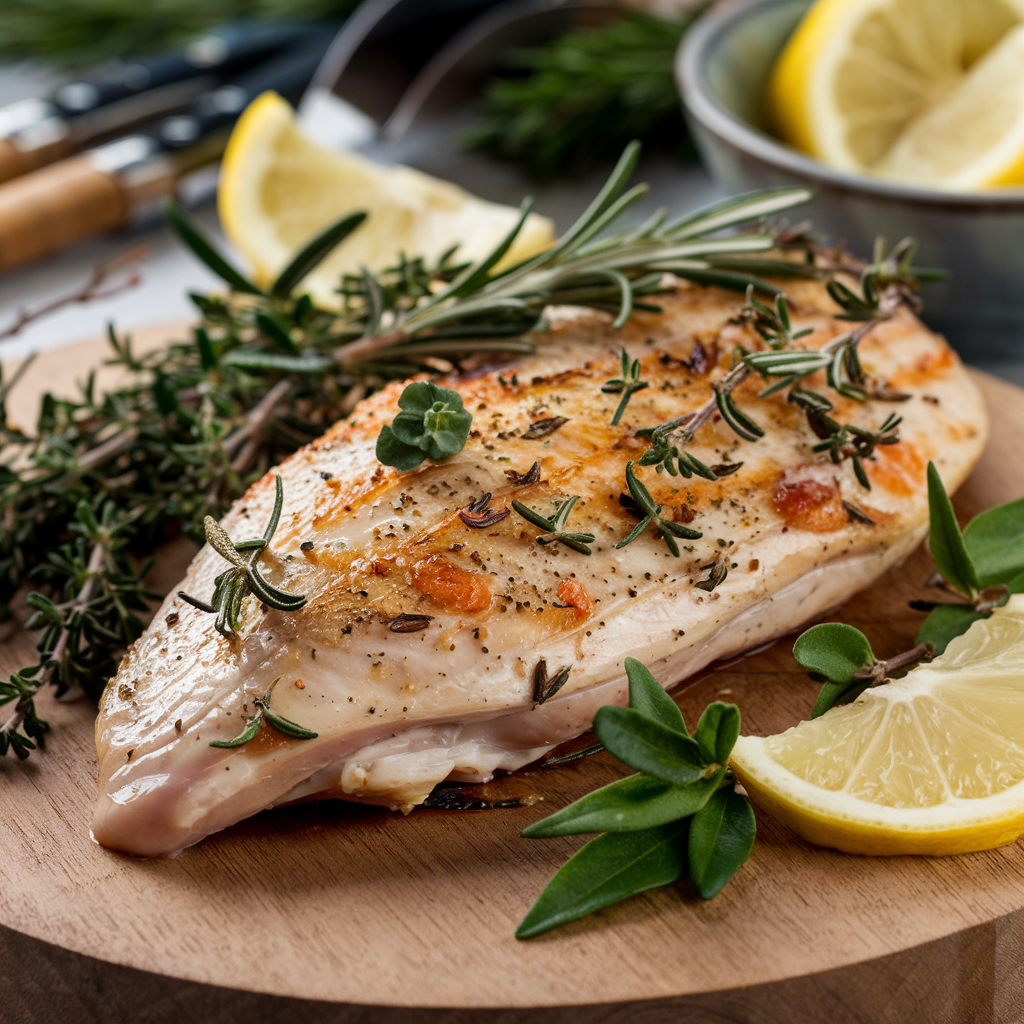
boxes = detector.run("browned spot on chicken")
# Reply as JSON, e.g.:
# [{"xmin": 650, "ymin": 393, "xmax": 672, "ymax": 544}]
[
  {"xmin": 772, "ymin": 470, "xmax": 847, "ymax": 533},
  {"xmin": 866, "ymin": 440, "xmax": 927, "ymax": 497},
  {"xmin": 409, "ymin": 555, "xmax": 492, "ymax": 613},
  {"xmin": 890, "ymin": 345, "xmax": 956, "ymax": 388},
  {"xmin": 557, "ymin": 578, "xmax": 594, "ymax": 619}
]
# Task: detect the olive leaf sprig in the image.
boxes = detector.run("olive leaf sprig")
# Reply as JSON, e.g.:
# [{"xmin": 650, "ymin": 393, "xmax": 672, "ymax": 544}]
[
  {"xmin": 791, "ymin": 462, "xmax": 1024, "ymax": 717},
  {"xmin": 178, "ymin": 475, "xmax": 306, "ymax": 640},
  {"xmin": 517, "ymin": 658, "xmax": 754, "ymax": 939}
]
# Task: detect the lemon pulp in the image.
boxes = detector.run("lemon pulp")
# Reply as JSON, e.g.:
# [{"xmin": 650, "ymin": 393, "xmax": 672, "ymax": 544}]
[{"xmin": 769, "ymin": 0, "xmax": 1024, "ymax": 179}]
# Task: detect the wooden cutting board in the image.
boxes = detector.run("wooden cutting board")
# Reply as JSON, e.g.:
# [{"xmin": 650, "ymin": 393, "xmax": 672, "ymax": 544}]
[{"xmin": 2, "ymin": 326, "xmax": 1023, "ymax": 1024}]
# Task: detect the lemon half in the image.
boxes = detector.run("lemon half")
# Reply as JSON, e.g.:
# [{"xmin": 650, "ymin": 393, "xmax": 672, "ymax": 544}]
[
  {"xmin": 769, "ymin": 0, "xmax": 1024, "ymax": 175},
  {"xmin": 218, "ymin": 92, "xmax": 554, "ymax": 307},
  {"xmin": 731, "ymin": 595, "xmax": 1024, "ymax": 856}
]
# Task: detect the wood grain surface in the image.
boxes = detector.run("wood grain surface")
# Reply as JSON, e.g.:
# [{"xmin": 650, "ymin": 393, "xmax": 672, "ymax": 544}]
[{"xmin": 2, "ymin": 327, "xmax": 1024, "ymax": 1024}]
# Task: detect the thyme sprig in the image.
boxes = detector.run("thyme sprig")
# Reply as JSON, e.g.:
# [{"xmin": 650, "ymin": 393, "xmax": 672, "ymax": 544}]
[
  {"xmin": 603, "ymin": 347, "xmax": 649, "ymax": 426},
  {"xmin": 512, "ymin": 496, "xmax": 595, "ymax": 555},
  {"xmin": 178, "ymin": 475, "xmax": 306, "ymax": 640}
]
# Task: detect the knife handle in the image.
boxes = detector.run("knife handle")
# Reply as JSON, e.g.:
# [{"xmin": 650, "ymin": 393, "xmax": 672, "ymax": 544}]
[
  {"xmin": 0, "ymin": 155, "xmax": 131, "ymax": 272},
  {"xmin": 0, "ymin": 134, "xmax": 74, "ymax": 186}
]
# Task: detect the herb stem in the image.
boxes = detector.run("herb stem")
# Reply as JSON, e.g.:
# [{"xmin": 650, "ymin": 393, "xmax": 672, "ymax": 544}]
[{"xmin": 0, "ymin": 246, "xmax": 147, "ymax": 345}]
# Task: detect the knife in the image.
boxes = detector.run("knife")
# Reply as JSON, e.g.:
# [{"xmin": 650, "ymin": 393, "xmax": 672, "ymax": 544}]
[
  {"xmin": 0, "ymin": 37, "xmax": 334, "ymax": 273},
  {"xmin": 0, "ymin": 21, "xmax": 325, "ymax": 186}
]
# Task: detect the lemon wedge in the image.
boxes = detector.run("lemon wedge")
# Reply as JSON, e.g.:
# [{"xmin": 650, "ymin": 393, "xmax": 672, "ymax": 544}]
[
  {"xmin": 769, "ymin": 0, "xmax": 1024, "ymax": 173},
  {"xmin": 730, "ymin": 595, "xmax": 1024, "ymax": 856},
  {"xmin": 876, "ymin": 25, "xmax": 1024, "ymax": 187},
  {"xmin": 218, "ymin": 92, "xmax": 554, "ymax": 307}
]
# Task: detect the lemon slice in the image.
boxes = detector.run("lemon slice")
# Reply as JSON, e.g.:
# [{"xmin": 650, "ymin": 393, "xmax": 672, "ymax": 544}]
[
  {"xmin": 876, "ymin": 25, "xmax": 1024, "ymax": 187},
  {"xmin": 769, "ymin": 0, "xmax": 1024, "ymax": 173},
  {"xmin": 218, "ymin": 92, "xmax": 554, "ymax": 307},
  {"xmin": 730, "ymin": 595, "xmax": 1024, "ymax": 856}
]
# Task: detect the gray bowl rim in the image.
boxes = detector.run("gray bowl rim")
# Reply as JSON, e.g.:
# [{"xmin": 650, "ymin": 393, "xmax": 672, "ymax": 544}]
[{"xmin": 677, "ymin": 0, "xmax": 1024, "ymax": 209}]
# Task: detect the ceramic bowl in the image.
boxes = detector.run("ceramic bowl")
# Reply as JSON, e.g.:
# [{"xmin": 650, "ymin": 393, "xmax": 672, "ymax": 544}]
[{"xmin": 677, "ymin": 0, "xmax": 1024, "ymax": 358}]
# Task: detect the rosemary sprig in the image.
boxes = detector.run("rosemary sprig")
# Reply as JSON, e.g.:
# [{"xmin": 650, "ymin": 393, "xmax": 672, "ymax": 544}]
[
  {"xmin": 209, "ymin": 682, "xmax": 317, "ymax": 749},
  {"xmin": 512, "ymin": 496, "xmax": 595, "ymax": 555},
  {"xmin": 616, "ymin": 461, "xmax": 702, "ymax": 557},
  {"xmin": 636, "ymin": 236, "xmax": 935, "ymax": 486},
  {"xmin": 464, "ymin": 11, "xmax": 698, "ymax": 181},
  {"xmin": 328, "ymin": 144, "xmax": 812, "ymax": 367},
  {"xmin": 178, "ymin": 475, "xmax": 306, "ymax": 639},
  {"xmin": 602, "ymin": 347, "xmax": 649, "ymax": 426}
]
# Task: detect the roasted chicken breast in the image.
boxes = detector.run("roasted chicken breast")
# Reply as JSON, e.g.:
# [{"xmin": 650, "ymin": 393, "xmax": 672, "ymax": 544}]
[{"xmin": 94, "ymin": 281, "xmax": 987, "ymax": 856}]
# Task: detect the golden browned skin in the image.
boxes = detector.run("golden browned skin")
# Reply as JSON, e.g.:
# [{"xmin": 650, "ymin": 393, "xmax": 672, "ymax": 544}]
[{"xmin": 94, "ymin": 280, "xmax": 987, "ymax": 856}]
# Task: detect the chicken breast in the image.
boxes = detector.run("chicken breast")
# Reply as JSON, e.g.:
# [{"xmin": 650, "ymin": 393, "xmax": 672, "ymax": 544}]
[{"xmin": 93, "ymin": 281, "xmax": 987, "ymax": 856}]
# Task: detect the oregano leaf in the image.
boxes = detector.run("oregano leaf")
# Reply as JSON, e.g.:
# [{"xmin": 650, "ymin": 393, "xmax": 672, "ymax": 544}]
[
  {"xmin": 792, "ymin": 622, "xmax": 875, "ymax": 684},
  {"xmin": 377, "ymin": 382, "xmax": 472, "ymax": 470},
  {"xmin": 811, "ymin": 678, "xmax": 872, "ymax": 718}
]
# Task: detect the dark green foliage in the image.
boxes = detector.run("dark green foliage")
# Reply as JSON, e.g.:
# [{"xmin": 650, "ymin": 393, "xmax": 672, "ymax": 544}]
[
  {"xmin": 465, "ymin": 12, "xmax": 698, "ymax": 181},
  {"xmin": 518, "ymin": 659, "xmax": 752, "ymax": 938}
]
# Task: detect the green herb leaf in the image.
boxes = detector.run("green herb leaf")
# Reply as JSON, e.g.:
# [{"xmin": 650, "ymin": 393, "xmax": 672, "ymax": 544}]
[
  {"xmin": 963, "ymin": 496, "xmax": 1024, "ymax": 587},
  {"xmin": 915, "ymin": 604, "xmax": 987, "ymax": 656},
  {"xmin": 222, "ymin": 350, "xmax": 334, "ymax": 373},
  {"xmin": 687, "ymin": 783, "xmax": 756, "ymax": 899},
  {"xmin": 792, "ymin": 622, "xmax": 875, "ymax": 684},
  {"xmin": 270, "ymin": 212, "xmax": 367, "ymax": 299},
  {"xmin": 811, "ymin": 678, "xmax": 873, "ymax": 718},
  {"xmin": 376, "ymin": 382, "xmax": 472, "ymax": 470},
  {"xmin": 515, "ymin": 821, "xmax": 688, "ymax": 939},
  {"xmin": 162, "ymin": 200, "xmax": 261, "ymax": 296},
  {"xmin": 522, "ymin": 773, "xmax": 718, "ymax": 837},
  {"xmin": 927, "ymin": 461, "xmax": 980, "ymax": 598},
  {"xmin": 593, "ymin": 706, "xmax": 706, "ymax": 783},
  {"xmin": 692, "ymin": 702, "xmax": 740, "ymax": 766},
  {"xmin": 209, "ymin": 711, "xmax": 264, "ymax": 749},
  {"xmin": 624, "ymin": 656, "xmax": 685, "ymax": 733},
  {"xmin": 263, "ymin": 707, "xmax": 318, "ymax": 740},
  {"xmin": 375, "ymin": 426, "xmax": 428, "ymax": 472}
]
